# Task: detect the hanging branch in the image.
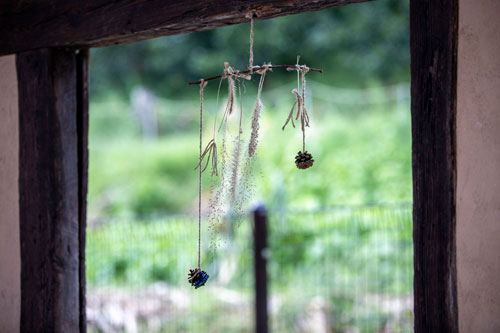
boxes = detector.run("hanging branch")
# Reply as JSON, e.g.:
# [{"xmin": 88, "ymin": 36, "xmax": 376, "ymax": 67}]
[{"xmin": 188, "ymin": 64, "xmax": 322, "ymax": 85}]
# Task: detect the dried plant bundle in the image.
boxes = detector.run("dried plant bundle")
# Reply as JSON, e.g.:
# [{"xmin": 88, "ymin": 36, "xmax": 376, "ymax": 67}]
[
  {"xmin": 195, "ymin": 139, "xmax": 218, "ymax": 176},
  {"xmin": 248, "ymin": 65, "xmax": 270, "ymax": 157},
  {"xmin": 225, "ymin": 62, "xmax": 236, "ymax": 116},
  {"xmin": 190, "ymin": 14, "xmax": 322, "ymax": 271},
  {"xmin": 229, "ymin": 135, "xmax": 242, "ymax": 203}
]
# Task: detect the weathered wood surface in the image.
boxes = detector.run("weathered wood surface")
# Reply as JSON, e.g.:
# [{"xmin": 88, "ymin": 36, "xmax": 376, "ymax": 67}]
[
  {"xmin": 76, "ymin": 48, "xmax": 89, "ymax": 333},
  {"xmin": 410, "ymin": 0, "xmax": 458, "ymax": 332},
  {"xmin": 17, "ymin": 48, "xmax": 81, "ymax": 332},
  {"xmin": 253, "ymin": 204, "xmax": 269, "ymax": 333},
  {"xmin": 0, "ymin": 0, "xmax": 372, "ymax": 55}
]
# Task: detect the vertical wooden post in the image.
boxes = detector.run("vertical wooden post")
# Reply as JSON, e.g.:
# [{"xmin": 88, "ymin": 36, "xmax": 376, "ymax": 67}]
[
  {"xmin": 253, "ymin": 204, "xmax": 269, "ymax": 333},
  {"xmin": 410, "ymin": 0, "xmax": 459, "ymax": 331},
  {"xmin": 17, "ymin": 48, "xmax": 88, "ymax": 332},
  {"xmin": 76, "ymin": 49, "xmax": 89, "ymax": 333}
]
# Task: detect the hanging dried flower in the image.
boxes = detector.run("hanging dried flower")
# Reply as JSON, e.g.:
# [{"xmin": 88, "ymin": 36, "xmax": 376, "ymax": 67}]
[
  {"xmin": 189, "ymin": 14, "xmax": 324, "ymax": 268},
  {"xmin": 248, "ymin": 64, "xmax": 270, "ymax": 157},
  {"xmin": 195, "ymin": 139, "xmax": 218, "ymax": 176},
  {"xmin": 284, "ymin": 59, "xmax": 315, "ymax": 170}
]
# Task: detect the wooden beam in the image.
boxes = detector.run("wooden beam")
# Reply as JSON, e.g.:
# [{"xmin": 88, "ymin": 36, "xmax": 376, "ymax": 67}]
[
  {"xmin": 410, "ymin": 0, "xmax": 459, "ymax": 331},
  {"xmin": 0, "ymin": 0, "xmax": 371, "ymax": 55},
  {"xmin": 17, "ymin": 48, "xmax": 83, "ymax": 332}
]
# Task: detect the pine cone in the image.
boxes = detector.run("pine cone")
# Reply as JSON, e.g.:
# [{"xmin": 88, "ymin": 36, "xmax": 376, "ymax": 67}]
[
  {"xmin": 295, "ymin": 151, "xmax": 314, "ymax": 169},
  {"xmin": 188, "ymin": 268, "xmax": 200, "ymax": 284},
  {"xmin": 188, "ymin": 268, "xmax": 209, "ymax": 289}
]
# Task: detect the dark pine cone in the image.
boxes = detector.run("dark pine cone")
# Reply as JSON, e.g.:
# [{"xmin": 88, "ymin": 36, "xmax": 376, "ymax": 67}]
[
  {"xmin": 188, "ymin": 268, "xmax": 209, "ymax": 289},
  {"xmin": 295, "ymin": 151, "xmax": 314, "ymax": 169}
]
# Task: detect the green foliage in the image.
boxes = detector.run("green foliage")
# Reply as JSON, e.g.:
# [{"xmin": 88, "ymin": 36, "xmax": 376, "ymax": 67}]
[
  {"xmin": 86, "ymin": 94, "xmax": 412, "ymax": 331},
  {"xmin": 89, "ymin": 0, "xmax": 409, "ymax": 99},
  {"xmin": 87, "ymin": 217, "xmax": 197, "ymax": 286},
  {"xmin": 86, "ymin": 2, "xmax": 412, "ymax": 329},
  {"xmin": 88, "ymin": 88, "xmax": 411, "ymax": 218},
  {"xmin": 88, "ymin": 128, "xmax": 200, "ymax": 217},
  {"xmin": 86, "ymin": 206, "xmax": 413, "ymax": 331}
]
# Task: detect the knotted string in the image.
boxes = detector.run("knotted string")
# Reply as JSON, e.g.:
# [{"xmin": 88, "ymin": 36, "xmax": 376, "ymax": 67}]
[{"xmin": 246, "ymin": 11, "xmax": 255, "ymax": 72}]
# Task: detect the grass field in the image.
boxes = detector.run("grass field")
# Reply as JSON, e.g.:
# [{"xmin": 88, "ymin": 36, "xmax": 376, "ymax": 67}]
[
  {"xmin": 86, "ymin": 82, "xmax": 413, "ymax": 332},
  {"xmin": 87, "ymin": 205, "xmax": 413, "ymax": 332},
  {"xmin": 88, "ymin": 82, "xmax": 411, "ymax": 218}
]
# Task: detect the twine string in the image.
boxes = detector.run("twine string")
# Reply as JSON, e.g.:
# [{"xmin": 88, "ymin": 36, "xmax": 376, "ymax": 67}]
[
  {"xmin": 214, "ymin": 78, "xmax": 223, "ymax": 137},
  {"xmin": 196, "ymin": 79, "xmax": 220, "ymax": 178},
  {"xmin": 198, "ymin": 79, "xmax": 207, "ymax": 269},
  {"xmin": 248, "ymin": 13, "xmax": 254, "ymax": 72},
  {"xmin": 238, "ymin": 79, "xmax": 243, "ymax": 133},
  {"xmin": 300, "ymin": 65, "xmax": 310, "ymax": 152}
]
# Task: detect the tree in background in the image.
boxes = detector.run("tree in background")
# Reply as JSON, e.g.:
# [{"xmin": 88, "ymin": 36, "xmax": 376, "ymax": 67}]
[{"xmin": 90, "ymin": 0, "xmax": 409, "ymax": 99}]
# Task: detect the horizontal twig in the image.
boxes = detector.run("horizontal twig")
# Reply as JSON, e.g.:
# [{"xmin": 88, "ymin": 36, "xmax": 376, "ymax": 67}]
[{"xmin": 188, "ymin": 64, "xmax": 323, "ymax": 85}]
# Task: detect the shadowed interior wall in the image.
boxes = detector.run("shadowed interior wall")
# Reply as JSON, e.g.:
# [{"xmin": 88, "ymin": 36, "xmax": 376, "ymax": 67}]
[
  {"xmin": 457, "ymin": 0, "xmax": 500, "ymax": 331},
  {"xmin": 0, "ymin": 55, "xmax": 20, "ymax": 332}
]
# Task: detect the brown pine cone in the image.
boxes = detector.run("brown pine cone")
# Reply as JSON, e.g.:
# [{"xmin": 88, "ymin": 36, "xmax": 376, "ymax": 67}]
[{"xmin": 295, "ymin": 150, "xmax": 314, "ymax": 169}]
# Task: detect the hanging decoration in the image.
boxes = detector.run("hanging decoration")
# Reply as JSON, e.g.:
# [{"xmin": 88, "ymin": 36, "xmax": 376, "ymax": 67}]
[
  {"xmin": 283, "ymin": 56, "xmax": 314, "ymax": 170},
  {"xmin": 188, "ymin": 11, "xmax": 324, "ymax": 288},
  {"xmin": 188, "ymin": 80, "xmax": 210, "ymax": 289}
]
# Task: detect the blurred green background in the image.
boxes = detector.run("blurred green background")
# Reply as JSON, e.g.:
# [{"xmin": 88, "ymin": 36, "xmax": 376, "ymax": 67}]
[
  {"xmin": 90, "ymin": 0, "xmax": 409, "ymax": 100},
  {"xmin": 86, "ymin": 0, "xmax": 412, "ymax": 331},
  {"xmin": 88, "ymin": 0, "xmax": 410, "ymax": 219}
]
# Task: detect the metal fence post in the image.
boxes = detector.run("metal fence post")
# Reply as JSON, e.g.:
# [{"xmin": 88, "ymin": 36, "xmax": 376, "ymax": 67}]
[{"xmin": 253, "ymin": 203, "xmax": 269, "ymax": 333}]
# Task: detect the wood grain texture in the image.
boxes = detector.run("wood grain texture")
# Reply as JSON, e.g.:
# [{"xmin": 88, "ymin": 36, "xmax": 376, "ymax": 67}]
[
  {"xmin": 410, "ymin": 0, "xmax": 459, "ymax": 331},
  {"xmin": 253, "ymin": 204, "xmax": 269, "ymax": 333},
  {"xmin": 0, "ymin": 0, "xmax": 371, "ymax": 55},
  {"xmin": 76, "ymin": 48, "xmax": 89, "ymax": 333},
  {"xmin": 17, "ymin": 48, "xmax": 80, "ymax": 332}
]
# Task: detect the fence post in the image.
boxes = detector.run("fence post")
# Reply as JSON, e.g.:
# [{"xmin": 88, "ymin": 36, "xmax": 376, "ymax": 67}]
[{"xmin": 253, "ymin": 203, "xmax": 269, "ymax": 333}]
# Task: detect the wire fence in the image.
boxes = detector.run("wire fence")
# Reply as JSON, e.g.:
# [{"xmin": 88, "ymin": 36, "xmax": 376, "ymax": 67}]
[{"xmin": 86, "ymin": 203, "xmax": 413, "ymax": 332}]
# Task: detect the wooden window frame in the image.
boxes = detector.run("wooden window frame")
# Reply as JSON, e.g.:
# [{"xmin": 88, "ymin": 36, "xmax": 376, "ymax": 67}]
[{"xmin": 2, "ymin": 0, "xmax": 459, "ymax": 331}]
